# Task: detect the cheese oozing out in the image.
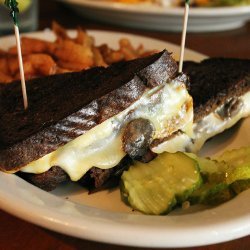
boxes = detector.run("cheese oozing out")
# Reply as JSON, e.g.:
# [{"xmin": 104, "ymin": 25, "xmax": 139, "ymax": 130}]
[
  {"xmin": 153, "ymin": 91, "xmax": 250, "ymax": 154},
  {"xmin": 21, "ymin": 80, "xmax": 193, "ymax": 181}
]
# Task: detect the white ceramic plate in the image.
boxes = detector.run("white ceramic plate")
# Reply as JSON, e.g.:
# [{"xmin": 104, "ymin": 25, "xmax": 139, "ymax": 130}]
[
  {"xmin": 0, "ymin": 30, "xmax": 250, "ymax": 248},
  {"xmin": 56, "ymin": 0, "xmax": 250, "ymax": 32}
]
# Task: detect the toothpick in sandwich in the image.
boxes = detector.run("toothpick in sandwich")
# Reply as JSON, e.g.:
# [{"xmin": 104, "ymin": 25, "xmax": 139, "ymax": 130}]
[
  {"xmin": 179, "ymin": 0, "xmax": 190, "ymax": 73},
  {"xmin": 5, "ymin": 0, "xmax": 28, "ymax": 110}
]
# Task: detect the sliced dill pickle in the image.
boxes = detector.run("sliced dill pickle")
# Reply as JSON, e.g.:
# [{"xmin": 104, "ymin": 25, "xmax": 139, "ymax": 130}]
[
  {"xmin": 226, "ymin": 164, "xmax": 250, "ymax": 194},
  {"xmin": 214, "ymin": 147, "xmax": 250, "ymax": 167},
  {"xmin": 187, "ymin": 151, "xmax": 250, "ymax": 205},
  {"xmin": 185, "ymin": 153, "xmax": 231, "ymax": 205},
  {"xmin": 203, "ymin": 185, "xmax": 234, "ymax": 205},
  {"xmin": 215, "ymin": 147, "xmax": 250, "ymax": 194},
  {"xmin": 230, "ymin": 179, "xmax": 250, "ymax": 194},
  {"xmin": 120, "ymin": 152, "xmax": 201, "ymax": 215},
  {"xmin": 189, "ymin": 182, "xmax": 234, "ymax": 205},
  {"xmin": 226, "ymin": 164, "xmax": 250, "ymax": 184},
  {"xmin": 185, "ymin": 153, "xmax": 228, "ymax": 175}
]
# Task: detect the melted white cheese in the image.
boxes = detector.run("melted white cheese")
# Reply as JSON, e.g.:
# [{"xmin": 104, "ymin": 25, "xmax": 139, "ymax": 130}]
[
  {"xmin": 153, "ymin": 91, "xmax": 250, "ymax": 154},
  {"xmin": 21, "ymin": 81, "xmax": 192, "ymax": 181},
  {"xmin": 189, "ymin": 91, "xmax": 250, "ymax": 153},
  {"xmin": 152, "ymin": 132, "xmax": 191, "ymax": 153}
]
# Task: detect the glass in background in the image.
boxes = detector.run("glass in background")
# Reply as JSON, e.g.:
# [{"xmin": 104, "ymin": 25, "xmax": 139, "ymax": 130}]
[{"xmin": 0, "ymin": 0, "xmax": 38, "ymax": 35}]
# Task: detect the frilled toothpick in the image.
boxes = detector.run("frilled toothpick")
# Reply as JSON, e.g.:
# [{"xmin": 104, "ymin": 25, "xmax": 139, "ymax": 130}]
[
  {"xmin": 5, "ymin": 0, "xmax": 28, "ymax": 110},
  {"xmin": 179, "ymin": 0, "xmax": 190, "ymax": 73}
]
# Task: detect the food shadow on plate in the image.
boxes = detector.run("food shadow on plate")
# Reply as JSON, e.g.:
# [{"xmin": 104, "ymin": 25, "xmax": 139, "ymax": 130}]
[
  {"xmin": 51, "ymin": 181, "xmax": 119, "ymax": 197},
  {"xmin": 199, "ymin": 119, "xmax": 245, "ymax": 157}
]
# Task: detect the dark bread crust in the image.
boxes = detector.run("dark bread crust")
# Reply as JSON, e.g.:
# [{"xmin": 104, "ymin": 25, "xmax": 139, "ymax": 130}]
[
  {"xmin": 0, "ymin": 51, "xmax": 178, "ymax": 172},
  {"xmin": 78, "ymin": 156, "xmax": 133, "ymax": 192},
  {"xmin": 17, "ymin": 166, "xmax": 69, "ymax": 192},
  {"xmin": 183, "ymin": 58, "xmax": 250, "ymax": 122},
  {"xmin": 0, "ymin": 50, "xmax": 176, "ymax": 147}
]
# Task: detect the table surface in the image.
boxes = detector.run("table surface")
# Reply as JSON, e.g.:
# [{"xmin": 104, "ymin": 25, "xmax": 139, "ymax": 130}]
[{"xmin": 0, "ymin": 1, "xmax": 250, "ymax": 249}]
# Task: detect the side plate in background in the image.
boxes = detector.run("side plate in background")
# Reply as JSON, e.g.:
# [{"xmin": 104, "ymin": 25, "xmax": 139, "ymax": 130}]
[{"xmin": 56, "ymin": 0, "xmax": 250, "ymax": 32}]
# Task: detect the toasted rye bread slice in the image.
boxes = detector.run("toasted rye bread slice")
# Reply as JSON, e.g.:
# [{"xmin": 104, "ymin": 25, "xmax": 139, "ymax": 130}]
[
  {"xmin": 183, "ymin": 58, "xmax": 250, "ymax": 122},
  {"xmin": 153, "ymin": 57, "xmax": 250, "ymax": 154},
  {"xmin": 0, "ymin": 50, "xmax": 178, "ymax": 172}
]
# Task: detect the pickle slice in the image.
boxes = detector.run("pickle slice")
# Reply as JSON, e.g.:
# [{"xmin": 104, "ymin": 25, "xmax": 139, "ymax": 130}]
[
  {"xmin": 120, "ymin": 152, "xmax": 201, "ymax": 215},
  {"xmin": 186, "ymin": 154, "xmax": 230, "ymax": 205},
  {"xmin": 185, "ymin": 153, "xmax": 228, "ymax": 181},
  {"xmin": 121, "ymin": 148, "xmax": 250, "ymax": 214},
  {"xmin": 230, "ymin": 179, "xmax": 250, "ymax": 194},
  {"xmin": 215, "ymin": 147, "xmax": 250, "ymax": 193},
  {"xmin": 214, "ymin": 147, "xmax": 250, "ymax": 167},
  {"xmin": 227, "ymin": 164, "xmax": 250, "ymax": 184},
  {"xmin": 189, "ymin": 182, "xmax": 233, "ymax": 205},
  {"xmin": 187, "ymin": 150, "xmax": 250, "ymax": 205}
]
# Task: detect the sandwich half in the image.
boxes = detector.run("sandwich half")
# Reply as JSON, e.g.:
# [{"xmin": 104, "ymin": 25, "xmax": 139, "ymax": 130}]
[
  {"xmin": 0, "ymin": 50, "xmax": 193, "ymax": 190},
  {"xmin": 153, "ymin": 57, "xmax": 250, "ymax": 153}
]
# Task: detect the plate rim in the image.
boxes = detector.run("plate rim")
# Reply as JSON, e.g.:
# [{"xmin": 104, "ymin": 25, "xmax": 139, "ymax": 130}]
[
  {"xmin": 57, "ymin": 0, "xmax": 250, "ymax": 16},
  {"xmin": 1, "ymin": 171, "xmax": 249, "ymax": 247}
]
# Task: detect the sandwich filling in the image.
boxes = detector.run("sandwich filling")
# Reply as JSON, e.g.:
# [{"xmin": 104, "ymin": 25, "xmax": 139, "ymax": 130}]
[
  {"xmin": 21, "ymin": 78, "xmax": 193, "ymax": 181},
  {"xmin": 153, "ymin": 91, "xmax": 250, "ymax": 154}
]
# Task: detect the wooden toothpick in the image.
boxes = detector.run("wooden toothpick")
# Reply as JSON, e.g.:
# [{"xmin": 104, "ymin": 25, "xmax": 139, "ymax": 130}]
[
  {"xmin": 179, "ymin": 0, "xmax": 190, "ymax": 73},
  {"xmin": 5, "ymin": 0, "xmax": 28, "ymax": 110},
  {"xmin": 14, "ymin": 25, "xmax": 28, "ymax": 109}
]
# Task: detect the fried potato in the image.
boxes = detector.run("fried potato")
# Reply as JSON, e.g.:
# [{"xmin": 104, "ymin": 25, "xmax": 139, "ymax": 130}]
[
  {"xmin": 119, "ymin": 38, "xmax": 139, "ymax": 60},
  {"xmin": 24, "ymin": 54, "xmax": 57, "ymax": 76},
  {"xmin": 6, "ymin": 56, "xmax": 19, "ymax": 76},
  {"xmin": 52, "ymin": 22, "xmax": 94, "ymax": 47},
  {"xmin": 57, "ymin": 60, "xmax": 90, "ymax": 71},
  {"xmin": 0, "ymin": 58, "xmax": 10, "ymax": 75},
  {"xmin": 98, "ymin": 44, "xmax": 124, "ymax": 64},
  {"xmin": 52, "ymin": 21, "xmax": 70, "ymax": 41},
  {"xmin": 92, "ymin": 47, "xmax": 108, "ymax": 67},
  {"xmin": 0, "ymin": 22, "xmax": 155, "ymax": 84},
  {"xmin": 8, "ymin": 54, "xmax": 57, "ymax": 79},
  {"xmin": 8, "ymin": 37, "xmax": 55, "ymax": 56},
  {"xmin": 0, "ymin": 71, "xmax": 13, "ymax": 83},
  {"xmin": 56, "ymin": 67, "xmax": 71, "ymax": 74},
  {"xmin": 74, "ymin": 27, "xmax": 94, "ymax": 47},
  {"xmin": 53, "ymin": 39, "xmax": 94, "ymax": 70}
]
